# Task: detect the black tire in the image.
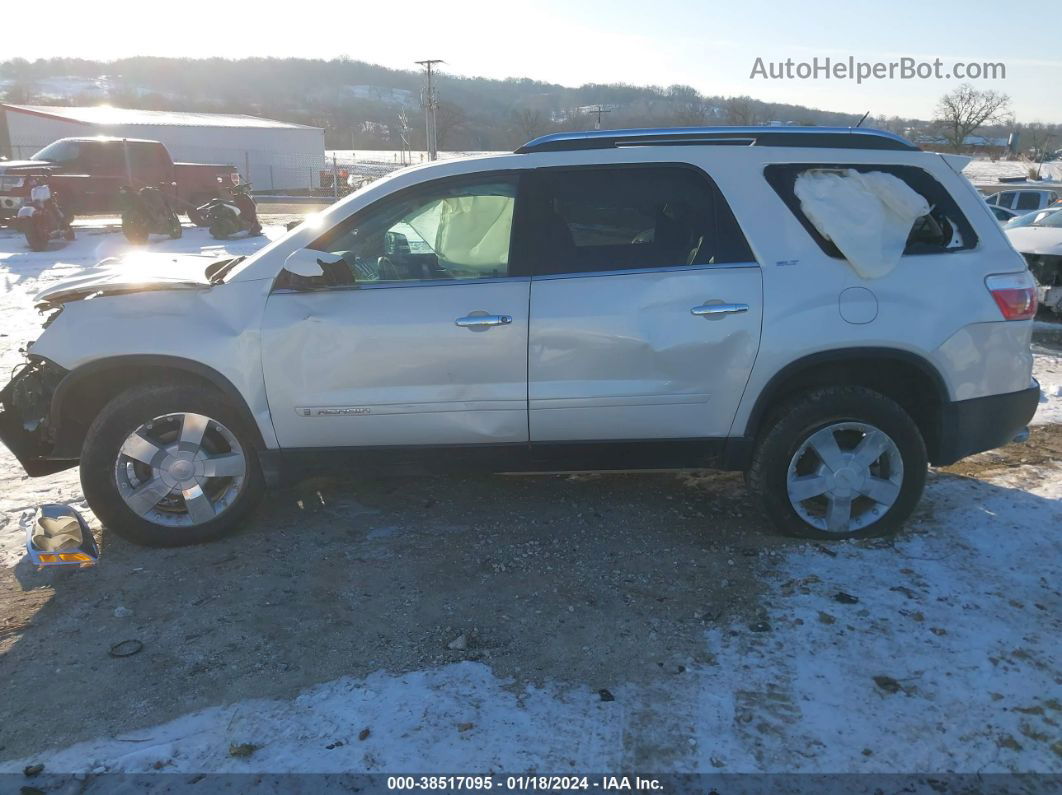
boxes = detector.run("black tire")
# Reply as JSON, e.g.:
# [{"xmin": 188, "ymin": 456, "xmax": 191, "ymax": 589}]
[
  {"xmin": 187, "ymin": 196, "xmax": 212, "ymax": 227},
  {"xmin": 209, "ymin": 221, "xmax": 232, "ymax": 240},
  {"xmin": 122, "ymin": 216, "xmax": 149, "ymax": 245},
  {"xmin": 747, "ymin": 386, "xmax": 927, "ymax": 540},
  {"xmin": 80, "ymin": 384, "xmax": 264, "ymax": 547},
  {"xmin": 25, "ymin": 226, "xmax": 48, "ymax": 251}
]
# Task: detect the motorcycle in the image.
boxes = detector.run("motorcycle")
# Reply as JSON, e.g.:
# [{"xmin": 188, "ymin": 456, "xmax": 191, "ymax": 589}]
[
  {"xmin": 119, "ymin": 185, "xmax": 182, "ymax": 244},
  {"xmin": 197, "ymin": 183, "xmax": 262, "ymax": 240},
  {"xmin": 16, "ymin": 177, "xmax": 75, "ymax": 252}
]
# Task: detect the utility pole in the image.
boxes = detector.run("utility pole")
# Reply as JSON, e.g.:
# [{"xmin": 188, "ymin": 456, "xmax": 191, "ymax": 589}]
[
  {"xmin": 588, "ymin": 105, "xmax": 612, "ymax": 130},
  {"xmin": 416, "ymin": 59, "xmax": 444, "ymax": 161}
]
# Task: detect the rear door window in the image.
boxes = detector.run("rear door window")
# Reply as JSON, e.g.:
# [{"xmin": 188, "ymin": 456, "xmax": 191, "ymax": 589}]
[
  {"xmin": 1015, "ymin": 192, "xmax": 1042, "ymax": 211},
  {"xmin": 765, "ymin": 163, "xmax": 978, "ymax": 256},
  {"xmin": 129, "ymin": 143, "xmax": 170, "ymax": 173},
  {"xmin": 83, "ymin": 143, "xmax": 126, "ymax": 176},
  {"xmin": 525, "ymin": 165, "xmax": 753, "ymax": 276}
]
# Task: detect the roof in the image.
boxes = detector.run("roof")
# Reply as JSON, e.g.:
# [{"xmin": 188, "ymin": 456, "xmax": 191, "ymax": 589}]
[
  {"xmin": 515, "ymin": 126, "xmax": 918, "ymax": 154},
  {"xmin": 1, "ymin": 103, "xmax": 321, "ymax": 131}
]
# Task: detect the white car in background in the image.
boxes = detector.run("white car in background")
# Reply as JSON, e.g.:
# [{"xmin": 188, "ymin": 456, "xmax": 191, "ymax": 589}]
[
  {"xmin": 985, "ymin": 187, "xmax": 1061, "ymax": 213},
  {"xmin": 1004, "ymin": 206, "xmax": 1062, "ymax": 313}
]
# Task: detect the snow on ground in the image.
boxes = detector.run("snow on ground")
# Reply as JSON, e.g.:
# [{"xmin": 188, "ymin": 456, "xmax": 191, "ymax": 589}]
[
  {"xmin": 0, "ymin": 467, "xmax": 1058, "ymax": 776},
  {"xmin": 325, "ymin": 150, "xmax": 507, "ymax": 182},
  {"xmin": 1034, "ymin": 345, "xmax": 1062, "ymax": 424},
  {"xmin": 0, "ymin": 221, "xmax": 1059, "ymax": 777},
  {"xmin": 962, "ymin": 158, "xmax": 1062, "ymax": 185},
  {"xmin": 327, "ymin": 150, "xmax": 504, "ymax": 166}
]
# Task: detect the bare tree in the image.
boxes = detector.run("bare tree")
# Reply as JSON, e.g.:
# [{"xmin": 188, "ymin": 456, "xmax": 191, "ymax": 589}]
[
  {"xmin": 666, "ymin": 84, "xmax": 707, "ymax": 126},
  {"xmin": 934, "ymin": 83, "xmax": 1010, "ymax": 152},
  {"xmin": 511, "ymin": 108, "xmax": 545, "ymax": 141},
  {"xmin": 2, "ymin": 78, "xmax": 36, "ymax": 104},
  {"xmin": 1021, "ymin": 123, "xmax": 1057, "ymax": 160},
  {"xmin": 433, "ymin": 101, "xmax": 466, "ymax": 151},
  {"xmin": 724, "ymin": 95, "xmax": 760, "ymax": 126}
]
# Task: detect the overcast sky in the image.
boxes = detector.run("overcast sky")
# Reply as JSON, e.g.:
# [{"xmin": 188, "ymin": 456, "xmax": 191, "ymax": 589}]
[{"xmin": 14, "ymin": 0, "xmax": 1062, "ymax": 122}]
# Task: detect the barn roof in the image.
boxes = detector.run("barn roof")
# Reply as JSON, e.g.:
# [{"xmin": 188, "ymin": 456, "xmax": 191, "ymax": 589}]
[{"xmin": 1, "ymin": 104, "xmax": 321, "ymax": 131}]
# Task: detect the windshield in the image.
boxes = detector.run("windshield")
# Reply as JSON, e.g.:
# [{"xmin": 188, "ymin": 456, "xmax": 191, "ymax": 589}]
[
  {"xmin": 32, "ymin": 140, "xmax": 80, "ymax": 163},
  {"xmin": 1032, "ymin": 209, "xmax": 1062, "ymax": 228},
  {"xmin": 1005, "ymin": 208, "xmax": 1061, "ymax": 228},
  {"xmin": 205, "ymin": 256, "xmax": 246, "ymax": 284}
]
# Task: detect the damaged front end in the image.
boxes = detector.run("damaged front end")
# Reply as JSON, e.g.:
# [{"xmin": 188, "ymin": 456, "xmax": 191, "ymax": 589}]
[
  {"xmin": 1024, "ymin": 253, "xmax": 1062, "ymax": 314},
  {"xmin": 0, "ymin": 356, "xmax": 75, "ymax": 476}
]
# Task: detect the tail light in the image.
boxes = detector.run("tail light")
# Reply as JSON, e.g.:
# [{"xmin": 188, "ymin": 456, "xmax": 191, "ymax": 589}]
[{"xmin": 986, "ymin": 273, "xmax": 1038, "ymax": 320}]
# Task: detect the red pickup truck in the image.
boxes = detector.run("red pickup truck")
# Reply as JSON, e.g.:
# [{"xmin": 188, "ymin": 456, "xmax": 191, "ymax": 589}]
[{"xmin": 0, "ymin": 137, "xmax": 239, "ymax": 223}]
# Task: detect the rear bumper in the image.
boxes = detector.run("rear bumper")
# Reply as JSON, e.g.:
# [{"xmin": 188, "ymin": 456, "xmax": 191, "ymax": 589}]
[{"xmin": 932, "ymin": 381, "xmax": 1041, "ymax": 466}]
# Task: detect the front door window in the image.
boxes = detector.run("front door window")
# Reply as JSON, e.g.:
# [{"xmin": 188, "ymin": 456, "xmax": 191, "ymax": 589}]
[{"xmin": 307, "ymin": 177, "xmax": 518, "ymax": 286}]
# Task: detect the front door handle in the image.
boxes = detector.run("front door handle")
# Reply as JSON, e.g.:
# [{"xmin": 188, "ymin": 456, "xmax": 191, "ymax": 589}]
[
  {"xmin": 691, "ymin": 302, "xmax": 749, "ymax": 317},
  {"xmin": 455, "ymin": 313, "xmax": 512, "ymax": 330}
]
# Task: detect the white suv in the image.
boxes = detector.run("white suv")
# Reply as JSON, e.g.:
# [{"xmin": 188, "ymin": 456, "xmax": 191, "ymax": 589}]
[{"xmin": 0, "ymin": 127, "xmax": 1041, "ymax": 546}]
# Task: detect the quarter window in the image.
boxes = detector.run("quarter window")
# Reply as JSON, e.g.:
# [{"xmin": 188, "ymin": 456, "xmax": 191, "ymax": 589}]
[
  {"xmin": 526, "ymin": 166, "xmax": 753, "ymax": 276},
  {"xmin": 306, "ymin": 176, "xmax": 518, "ymax": 286},
  {"xmin": 765, "ymin": 163, "xmax": 978, "ymax": 256}
]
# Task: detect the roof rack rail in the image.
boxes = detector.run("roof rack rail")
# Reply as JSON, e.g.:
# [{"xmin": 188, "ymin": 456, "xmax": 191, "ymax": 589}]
[{"xmin": 514, "ymin": 126, "xmax": 919, "ymax": 154}]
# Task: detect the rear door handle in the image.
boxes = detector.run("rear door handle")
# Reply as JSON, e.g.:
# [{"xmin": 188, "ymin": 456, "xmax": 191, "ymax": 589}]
[
  {"xmin": 691, "ymin": 302, "xmax": 749, "ymax": 317},
  {"xmin": 455, "ymin": 313, "xmax": 512, "ymax": 329}
]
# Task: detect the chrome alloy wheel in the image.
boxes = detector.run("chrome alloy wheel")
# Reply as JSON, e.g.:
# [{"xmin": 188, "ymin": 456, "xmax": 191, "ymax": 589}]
[
  {"xmin": 786, "ymin": 422, "xmax": 904, "ymax": 534},
  {"xmin": 114, "ymin": 412, "xmax": 247, "ymax": 527}
]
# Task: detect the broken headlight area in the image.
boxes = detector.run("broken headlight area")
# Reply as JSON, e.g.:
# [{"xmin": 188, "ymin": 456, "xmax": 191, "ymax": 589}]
[
  {"xmin": 0, "ymin": 356, "xmax": 74, "ymax": 476},
  {"xmin": 1025, "ymin": 253, "xmax": 1062, "ymax": 286},
  {"xmin": 39, "ymin": 304, "xmax": 64, "ymax": 330},
  {"xmin": 1024, "ymin": 253, "xmax": 1062, "ymax": 313}
]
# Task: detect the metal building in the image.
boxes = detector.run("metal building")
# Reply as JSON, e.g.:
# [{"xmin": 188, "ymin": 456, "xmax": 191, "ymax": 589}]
[{"xmin": 0, "ymin": 104, "xmax": 325, "ymax": 190}]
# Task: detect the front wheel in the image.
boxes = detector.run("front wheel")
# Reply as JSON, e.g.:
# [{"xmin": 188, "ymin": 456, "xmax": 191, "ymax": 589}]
[
  {"xmin": 80, "ymin": 384, "xmax": 264, "ymax": 546},
  {"xmin": 209, "ymin": 220, "xmax": 235, "ymax": 240},
  {"xmin": 747, "ymin": 386, "xmax": 927, "ymax": 540},
  {"xmin": 24, "ymin": 215, "xmax": 49, "ymax": 251},
  {"xmin": 122, "ymin": 214, "xmax": 149, "ymax": 245}
]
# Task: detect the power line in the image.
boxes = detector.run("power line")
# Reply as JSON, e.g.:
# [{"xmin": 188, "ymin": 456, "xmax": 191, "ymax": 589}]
[
  {"xmin": 416, "ymin": 59, "xmax": 444, "ymax": 161},
  {"xmin": 587, "ymin": 105, "xmax": 612, "ymax": 130}
]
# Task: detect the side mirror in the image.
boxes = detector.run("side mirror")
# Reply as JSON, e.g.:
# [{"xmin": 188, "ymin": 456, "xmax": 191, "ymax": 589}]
[{"xmin": 282, "ymin": 248, "xmax": 344, "ymax": 278}]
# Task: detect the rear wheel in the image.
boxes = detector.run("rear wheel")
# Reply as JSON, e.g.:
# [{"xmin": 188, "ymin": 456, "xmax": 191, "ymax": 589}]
[
  {"xmin": 122, "ymin": 213, "xmax": 149, "ymax": 245},
  {"xmin": 24, "ymin": 214, "xmax": 49, "ymax": 248},
  {"xmin": 747, "ymin": 386, "xmax": 927, "ymax": 540},
  {"xmin": 80, "ymin": 385, "xmax": 264, "ymax": 546},
  {"xmin": 209, "ymin": 219, "xmax": 235, "ymax": 239},
  {"xmin": 187, "ymin": 195, "xmax": 212, "ymax": 226}
]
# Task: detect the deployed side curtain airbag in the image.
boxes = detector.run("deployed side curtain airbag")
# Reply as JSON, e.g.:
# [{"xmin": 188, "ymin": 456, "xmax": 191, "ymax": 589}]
[
  {"xmin": 794, "ymin": 169, "xmax": 930, "ymax": 279},
  {"xmin": 408, "ymin": 195, "xmax": 514, "ymax": 273}
]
